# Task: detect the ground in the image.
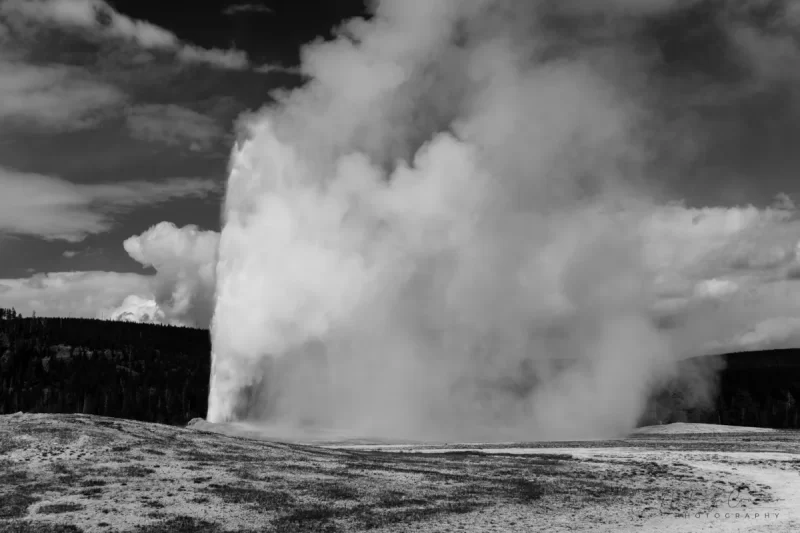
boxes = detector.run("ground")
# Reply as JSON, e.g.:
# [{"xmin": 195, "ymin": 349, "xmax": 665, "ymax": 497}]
[{"xmin": 0, "ymin": 413, "xmax": 798, "ymax": 532}]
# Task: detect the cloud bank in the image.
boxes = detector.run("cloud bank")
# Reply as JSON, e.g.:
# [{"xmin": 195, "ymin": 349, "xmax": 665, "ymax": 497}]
[
  {"xmin": 125, "ymin": 104, "xmax": 227, "ymax": 151},
  {"xmin": 0, "ymin": 271, "xmax": 151, "ymax": 319},
  {"xmin": 0, "ymin": 0, "xmax": 250, "ymax": 70},
  {"xmin": 0, "ymin": 167, "xmax": 219, "ymax": 242},
  {"xmin": 0, "ymin": 60, "xmax": 125, "ymax": 131}
]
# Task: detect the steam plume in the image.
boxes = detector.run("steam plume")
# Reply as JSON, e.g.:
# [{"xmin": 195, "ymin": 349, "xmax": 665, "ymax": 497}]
[{"xmin": 208, "ymin": 0, "xmax": 730, "ymax": 440}]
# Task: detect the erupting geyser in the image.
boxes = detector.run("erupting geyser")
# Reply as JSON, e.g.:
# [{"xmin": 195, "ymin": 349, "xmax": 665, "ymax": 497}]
[{"xmin": 207, "ymin": 0, "xmax": 687, "ymax": 440}]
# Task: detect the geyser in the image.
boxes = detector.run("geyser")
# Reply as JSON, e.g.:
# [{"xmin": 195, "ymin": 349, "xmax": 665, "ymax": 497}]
[{"xmin": 208, "ymin": 0, "xmax": 693, "ymax": 441}]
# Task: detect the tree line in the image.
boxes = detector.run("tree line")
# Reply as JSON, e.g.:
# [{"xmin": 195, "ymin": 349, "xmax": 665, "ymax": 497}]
[
  {"xmin": 641, "ymin": 350, "xmax": 800, "ymax": 428},
  {"xmin": 1, "ymin": 307, "xmax": 799, "ymax": 429},
  {"xmin": 0, "ymin": 309, "xmax": 209, "ymax": 424}
]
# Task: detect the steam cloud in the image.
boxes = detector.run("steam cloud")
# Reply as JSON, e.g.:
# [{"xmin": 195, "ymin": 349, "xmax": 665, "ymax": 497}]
[
  {"xmin": 207, "ymin": 0, "xmax": 791, "ymax": 440},
  {"xmin": 124, "ymin": 222, "xmax": 218, "ymax": 327}
]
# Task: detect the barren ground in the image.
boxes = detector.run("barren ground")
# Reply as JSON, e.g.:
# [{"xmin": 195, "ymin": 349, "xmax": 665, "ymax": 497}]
[{"xmin": 1, "ymin": 413, "xmax": 798, "ymax": 532}]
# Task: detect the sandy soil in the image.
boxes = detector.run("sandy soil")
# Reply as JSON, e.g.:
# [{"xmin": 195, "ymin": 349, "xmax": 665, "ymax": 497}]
[{"xmin": 1, "ymin": 414, "xmax": 798, "ymax": 532}]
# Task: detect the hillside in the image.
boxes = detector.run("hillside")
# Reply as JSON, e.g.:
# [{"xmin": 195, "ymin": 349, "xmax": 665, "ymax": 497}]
[
  {"xmin": 1, "ymin": 308, "xmax": 799, "ymax": 429},
  {"xmin": 2, "ymin": 413, "xmax": 799, "ymax": 532},
  {"xmin": 0, "ymin": 310, "xmax": 209, "ymax": 425}
]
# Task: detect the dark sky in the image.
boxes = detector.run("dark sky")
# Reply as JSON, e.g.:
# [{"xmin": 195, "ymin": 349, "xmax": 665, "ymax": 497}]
[
  {"xmin": 0, "ymin": 0, "xmax": 369, "ymax": 278},
  {"xmin": 2, "ymin": 0, "xmax": 800, "ymax": 275}
]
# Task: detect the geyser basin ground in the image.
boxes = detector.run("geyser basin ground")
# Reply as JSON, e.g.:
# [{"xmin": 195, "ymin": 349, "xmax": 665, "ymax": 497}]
[{"xmin": 2, "ymin": 414, "xmax": 799, "ymax": 532}]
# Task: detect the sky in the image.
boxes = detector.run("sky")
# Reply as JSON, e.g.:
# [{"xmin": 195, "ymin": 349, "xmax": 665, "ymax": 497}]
[{"xmin": 3, "ymin": 0, "xmax": 800, "ymax": 357}]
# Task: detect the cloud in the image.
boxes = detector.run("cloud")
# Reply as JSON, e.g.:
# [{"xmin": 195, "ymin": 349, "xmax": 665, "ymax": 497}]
[
  {"xmin": 101, "ymin": 294, "xmax": 166, "ymax": 323},
  {"xmin": 1, "ymin": 0, "xmax": 250, "ymax": 70},
  {"xmin": 223, "ymin": 3, "xmax": 274, "ymax": 16},
  {"xmin": 0, "ymin": 271, "xmax": 152, "ymax": 318},
  {"xmin": 120, "ymin": 222, "xmax": 219, "ymax": 327},
  {"xmin": 0, "ymin": 59, "xmax": 125, "ymax": 130},
  {"xmin": 729, "ymin": 316, "xmax": 800, "ymax": 351},
  {"xmin": 125, "ymin": 104, "xmax": 226, "ymax": 150},
  {"xmin": 253, "ymin": 64, "xmax": 303, "ymax": 76},
  {"xmin": 708, "ymin": 315, "xmax": 800, "ymax": 353},
  {"xmin": 0, "ymin": 166, "xmax": 220, "ymax": 242},
  {"xmin": 693, "ymin": 278, "xmax": 739, "ymax": 300},
  {"xmin": 639, "ymin": 200, "xmax": 796, "ymax": 276}
]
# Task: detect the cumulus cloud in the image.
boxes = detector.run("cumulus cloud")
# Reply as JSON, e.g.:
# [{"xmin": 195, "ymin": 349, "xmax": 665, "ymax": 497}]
[
  {"xmin": 0, "ymin": 271, "xmax": 151, "ymax": 318},
  {"xmin": 120, "ymin": 222, "xmax": 219, "ymax": 327},
  {"xmin": 0, "ymin": 60, "xmax": 125, "ymax": 130},
  {"xmin": 101, "ymin": 294, "xmax": 166, "ymax": 324},
  {"xmin": 0, "ymin": 166, "xmax": 219, "ymax": 242},
  {"xmin": 725, "ymin": 316, "xmax": 800, "ymax": 351},
  {"xmin": 693, "ymin": 278, "xmax": 740, "ymax": 300},
  {"xmin": 0, "ymin": 0, "xmax": 251, "ymax": 70},
  {"xmin": 125, "ymin": 104, "xmax": 226, "ymax": 151},
  {"xmin": 639, "ymin": 200, "xmax": 796, "ymax": 275}
]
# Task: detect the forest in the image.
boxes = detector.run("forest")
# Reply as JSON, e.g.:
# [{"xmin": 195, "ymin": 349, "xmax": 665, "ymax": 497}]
[
  {"xmin": 642, "ymin": 349, "xmax": 800, "ymax": 428},
  {"xmin": 0, "ymin": 308, "xmax": 209, "ymax": 425},
  {"xmin": 1, "ymin": 307, "xmax": 798, "ymax": 429}
]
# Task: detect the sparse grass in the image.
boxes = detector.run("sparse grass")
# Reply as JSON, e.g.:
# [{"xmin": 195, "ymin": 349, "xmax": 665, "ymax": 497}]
[
  {"xmin": 0, "ymin": 522, "xmax": 84, "ymax": 532},
  {"xmin": 50, "ymin": 463, "xmax": 80, "ymax": 486},
  {"xmin": 142, "ymin": 448, "xmax": 166, "ymax": 456},
  {"xmin": 0, "ymin": 435, "xmax": 20, "ymax": 454},
  {"xmin": 204, "ymin": 484, "xmax": 295, "ymax": 512},
  {"xmin": 15, "ymin": 426, "xmax": 76, "ymax": 443},
  {"xmin": 508, "ymin": 478, "xmax": 545, "ymax": 502},
  {"xmin": 6, "ymin": 414, "xmax": 797, "ymax": 533},
  {"xmin": 37, "ymin": 503, "xmax": 84, "ymax": 515},
  {"xmin": 79, "ymin": 487, "xmax": 103, "ymax": 499},
  {"xmin": 0, "ymin": 492, "xmax": 38, "ymax": 519},
  {"xmin": 134, "ymin": 516, "xmax": 223, "ymax": 533},
  {"xmin": 0, "ymin": 469, "xmax": 28, "ymax": 485},
  {"xmin": 271, "ymin": 505, "xmax": 341, "ymax": 533},
  {"xmin": 375, "ymin": 490, "xmax": 427, "ymax": 508},
  {"xmin": 312, "ymin": 482, "xmax": 361, "ymax": 501},
  {"xmin": 119, "ymin": 465, "xmax": 156, "ymax": 477}
]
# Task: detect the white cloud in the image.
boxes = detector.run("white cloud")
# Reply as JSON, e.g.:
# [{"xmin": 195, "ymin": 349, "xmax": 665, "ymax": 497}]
[
  {"xmin": 100, "ymin": 294, "xmax": 166, "ymax": 324},
  {"xmin": 0, "ymin": 60, "xmax": 125, "ymax": 130},
  {"xmin": 693, "ymin": 278, "xmax": 740, "ymax": 300},
  {"xmin": 639, "ymin": 200, "xmax": 795, "ymax": 276},
  {"xmin": 0, "ymin": 271, "xmax": 151, "ymax": 319},
  {"xmin": 729, "ymin": 316, "xmax": 800, "ymax": 351},
  {"xmin": 0, "ymin": 0, "xmax": 250, "ymax": 70},
  {"xmin": 0, "ymin": 223, "xmax": 218, "ymax": 326},
  {"xmin": 0, "ymin": 166, "xmax": 219, "ymax": 242},
  {"xmin": 125, "ymin": 104, "xmax": 225, "ymax": 150},
  {"xmin": 120, "ymin": 222, "xmax": 219, "ymax": 327}
]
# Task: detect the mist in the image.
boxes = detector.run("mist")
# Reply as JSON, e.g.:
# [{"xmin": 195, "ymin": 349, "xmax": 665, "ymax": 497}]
[{"xmin": 206, "ymin": 0, "xmax": 785, "ymax": 441}]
